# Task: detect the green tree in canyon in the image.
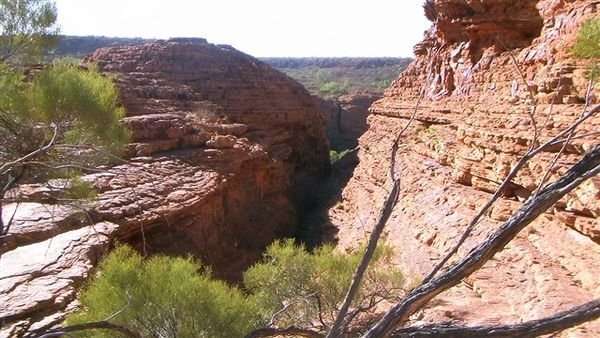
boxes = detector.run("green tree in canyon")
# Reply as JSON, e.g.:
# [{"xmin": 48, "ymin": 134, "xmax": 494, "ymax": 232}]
[{"xmin": 63, "ymin": 241, "xmax": 403, "ymax": 337}]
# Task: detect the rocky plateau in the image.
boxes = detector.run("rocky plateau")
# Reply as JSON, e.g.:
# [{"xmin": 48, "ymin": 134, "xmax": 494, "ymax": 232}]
[
  {"xmin": 0, "ymin": 38, "xmax": 330, "ymax": 336},
  {"xmin": 330, "ymin": 0, "xmax": 599, "ymax": 336}
]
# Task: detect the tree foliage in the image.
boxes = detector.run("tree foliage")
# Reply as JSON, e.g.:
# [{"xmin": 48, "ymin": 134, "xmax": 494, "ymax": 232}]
[
  {"xmin": 0, "ymin": 60, "xmax": 129, "ymax": 194},
  {"xmin": 0, "ymin": 22, "xmax": 129, "ymax": 248},
  {"xmin": 244, "ymin": 239, "xmax": 404, "ymax": 332},
  {"xmin": 67, "ymin": 245, "xmax": 260, "ymax": 338},
  {"xmin": 329, "ymin": 149, "xmax": 352, "ymax": 164},
  {"xmin": 29, "ymin": 60, "xmax": 129, "ymax": 149},
  {"xmin": 0, "ymin": 0, "xmax": 59, "ymax": 62},
  {"xmin": 573, "ymin": 18, "xmax": 600, "ymax": 59},
  {"xmin": 66, "ymin": 241, "xmax": 404, "ymax": 337},
  {"xmin": 0, "ymin": 1, "xmax": 129, "ymax": 250}
]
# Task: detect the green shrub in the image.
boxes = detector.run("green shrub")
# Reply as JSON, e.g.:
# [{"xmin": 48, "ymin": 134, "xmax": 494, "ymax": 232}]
[
  {"xmin": 318, "ymin": 81, "xmax": 349, "ymax": 95},
  {"xmin": 69, "ymin": 241, "xmax": 404, "ymax": 336},
  {"xmin": 64, "ymin": 174, "xmax": 98, "ymax": 201},
  {"xmin": 330, "ymin": 149, "xmax": 352, "ymax": 164},
  {"xmin": 244, "ymin": 239, "xmax": 404, "ymax": 331},
  {"xmin": 573, "ymin": 18, "xmax": 600, "ymax": 59},
  {"xmin": 30, "ymin": 60, "xmax": 130, "ymax": 151},
  {"xmin": 67, "ymin": 245, "xmax": 261, "ymax": 338}
]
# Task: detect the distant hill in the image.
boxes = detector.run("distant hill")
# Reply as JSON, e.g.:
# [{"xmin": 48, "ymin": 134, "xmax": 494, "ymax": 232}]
[
  {"xmin": 259, "ymin": 57, "xmax": 412, "ymax": 95},
  {"xmin": 49, "ymin": 36, "xmax": 150, "ymax": 59},
  {"xmin": 49, "ymin": 36, "xmax": 412, "ymax": 95}
]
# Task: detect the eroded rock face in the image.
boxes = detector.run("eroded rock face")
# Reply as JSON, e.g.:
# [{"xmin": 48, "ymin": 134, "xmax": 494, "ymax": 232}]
[
  {"xmin": 1, "ymin": 39, "xmax": 330, "ymax": 335},
  {"xmin": 332, "ymin": 0, "xmax": 599, "ymax": 335},
  {"xmin": 0, "ymin": 221, "xmax": 118, "ymax": 337}
]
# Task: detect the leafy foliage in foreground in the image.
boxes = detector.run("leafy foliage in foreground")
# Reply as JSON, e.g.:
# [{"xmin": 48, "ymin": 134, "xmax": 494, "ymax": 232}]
[
  {"xmin": 244, "ymin": 239, "xmax": 405, "ymax": 331},
  {"xmin": 0, "ymin": 60, "xmax": 129, "ymax": 193},
  {"xmin": 0, "ymin": 0, "xmax": 59, "ymax": 62},
  {"xmin": 30, "ymin": 61, "xmax": 129, "ymax": 149},
  {"xmin": 68, "ymin": 241, "xmax": 404, "ymax": 336},
  {"xmin": 67, "ymin": 245, "xmax": 260, "ymax": 338}
]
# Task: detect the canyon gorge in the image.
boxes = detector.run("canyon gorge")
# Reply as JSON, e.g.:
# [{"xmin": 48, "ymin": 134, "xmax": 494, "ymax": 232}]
[
  {"xmin": 1, "ymin": 38, "xmax": 330, "ymax": 336},
  {"xmin": 1, "ymin": 0, "xmax": 600, "ymax": 337}
]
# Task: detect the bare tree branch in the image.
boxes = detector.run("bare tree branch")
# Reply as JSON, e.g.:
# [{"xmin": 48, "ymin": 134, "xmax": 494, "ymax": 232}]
[
  {"xmin": 27, "ymin": 321, "xmax": 141, "ymax": 338},
  {"xmin": 0, "ymin": 124, "xmax": 58, "ymax": 176},
  {"xmin": 534, "ymin": 77, "xmax": 596, "ymax": 197},
  {"xmin": 391, "ymin": 299, "xmax": 600, "ymax": 338},
  {"xmin": 423, "ymin": 103, "xmax": 600, "ymax": 283},
  {"xmin": 326, "ymin": 90, "xmax": 424, "ymax": 338},
  {"xmin": 496, "ymin": 37, "xmax": 539, "ymax": 147},
  {"xmin": 245, "ymin": 326, "xmax": 324, "ymax": 338},
  {"xmin": 363, "ymin": 143, "xmax": 600, "ymax": 337},
  {"xmin": 26, "ymin": 293, "xmax": 138, "ymax": 338}
]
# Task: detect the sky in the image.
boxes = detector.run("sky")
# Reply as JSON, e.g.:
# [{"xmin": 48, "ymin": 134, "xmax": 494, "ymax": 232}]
[{"xmin": 54, "ymin": 0, "xmax": 431, "ymax": 58}]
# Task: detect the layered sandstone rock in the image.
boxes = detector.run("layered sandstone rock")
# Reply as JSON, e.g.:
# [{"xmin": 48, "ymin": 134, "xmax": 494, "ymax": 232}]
[
  {"xmin": 1, "ymin": 39, "xmax": 329, "ymax": 336},
  {"xmin": 332, "ymin": 0, "xmax": 599, "ymax": 335}
]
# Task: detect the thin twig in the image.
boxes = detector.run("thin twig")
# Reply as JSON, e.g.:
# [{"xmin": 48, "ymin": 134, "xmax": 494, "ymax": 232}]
[
  {"xmin": 534, "ymin": 77, "xmax": 596, "ymax": 197},
  {"xmin": 0, "ymin": 124, "xmax": 58, "ymax": 175},
  {"xmin": 268, "ymin": 303, "xmax": 295, "ymax": 328},
  {"xmin": 363, "ymin": 144, "xmax": 600, "ymax": 337},
  {"xmin": 496, "ymin": 37, "xmax": 539, "ymax": 150},
  {"xmin": 326, "ymin": 90, "xmax": 424, "ymax": 338},
  {"xmin": 423, "ymin": 104, "xmax": 600, "ymax": 283},
  {"xmin": 104, "ymin": 291, "xmax": 133, "ymax": 322},
  {"xmin": 27, "ymin": 293, "xmax": 138, "ymax": 338},
  {"xmin": 29, "ymin": 322, "xmax": 141, "ymax": 338}
]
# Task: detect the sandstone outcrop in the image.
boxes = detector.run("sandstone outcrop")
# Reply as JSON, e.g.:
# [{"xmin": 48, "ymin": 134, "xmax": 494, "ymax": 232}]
[
  {"xmin": 331, "ymin": 0, "xmax": 599, "ymax": 335},
  {"xmin": 1, "ymin": 38, "xmax": 329, "ymax": 336}
]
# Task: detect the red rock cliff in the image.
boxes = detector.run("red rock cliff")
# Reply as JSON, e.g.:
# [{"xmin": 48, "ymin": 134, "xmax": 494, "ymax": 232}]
[
  {"xmin": 1, "ymin": 39, "xmax": 330, "ymax": 336},
  {"xmin": 331, "ymin": 0, "xmax": 599, "ymax": 335}
]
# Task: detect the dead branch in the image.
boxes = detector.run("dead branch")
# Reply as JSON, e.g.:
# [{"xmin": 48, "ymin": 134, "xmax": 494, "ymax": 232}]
[
  {"xmin": 28, "ymin": 321, "xmax": 141, "ymax": 338},
  {"xmin": 362, "ymin": 143, "xmax": 600, "ymax": 337},
  {"xmin": 326, "ymin": 91, "xmax": 424, "ymax": 338},
  {"xmin": 245, "ymin": 327, "xmax": 324, "ymax": 338},
  {"xmin": 534, "ymin": 77, "xmax": 596, "ymax": 197},
  {"xmin": 0, "ymin": 124, "xmax": 59, "ymax": 177},
  {"xmin": 390, "ymin": 299, "xmax": 600, "ymax": 338},
  {"xmin": 423, "ymin": 103, "xmax": 600, "ymax": 283}
]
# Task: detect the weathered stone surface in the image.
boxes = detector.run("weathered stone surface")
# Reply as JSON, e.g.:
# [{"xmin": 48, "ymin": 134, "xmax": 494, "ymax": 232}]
[
  {"xmin": 0, "ymin": 221, "xmax": 118, "ymax": 337},
  {"xmin": 331, "ymin": 1, "xmax": 599, "ymax": 336},
  {"xmin": 1, "ymin": 203, "xmax": 85, "ymax": 253},
  {"xmin": 1, "ymin": 39, "xmax": 330, "ymax": 335},
  {"xmin": 88, "ymin": 39, "xmax": 330, "ymax": 175}
]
